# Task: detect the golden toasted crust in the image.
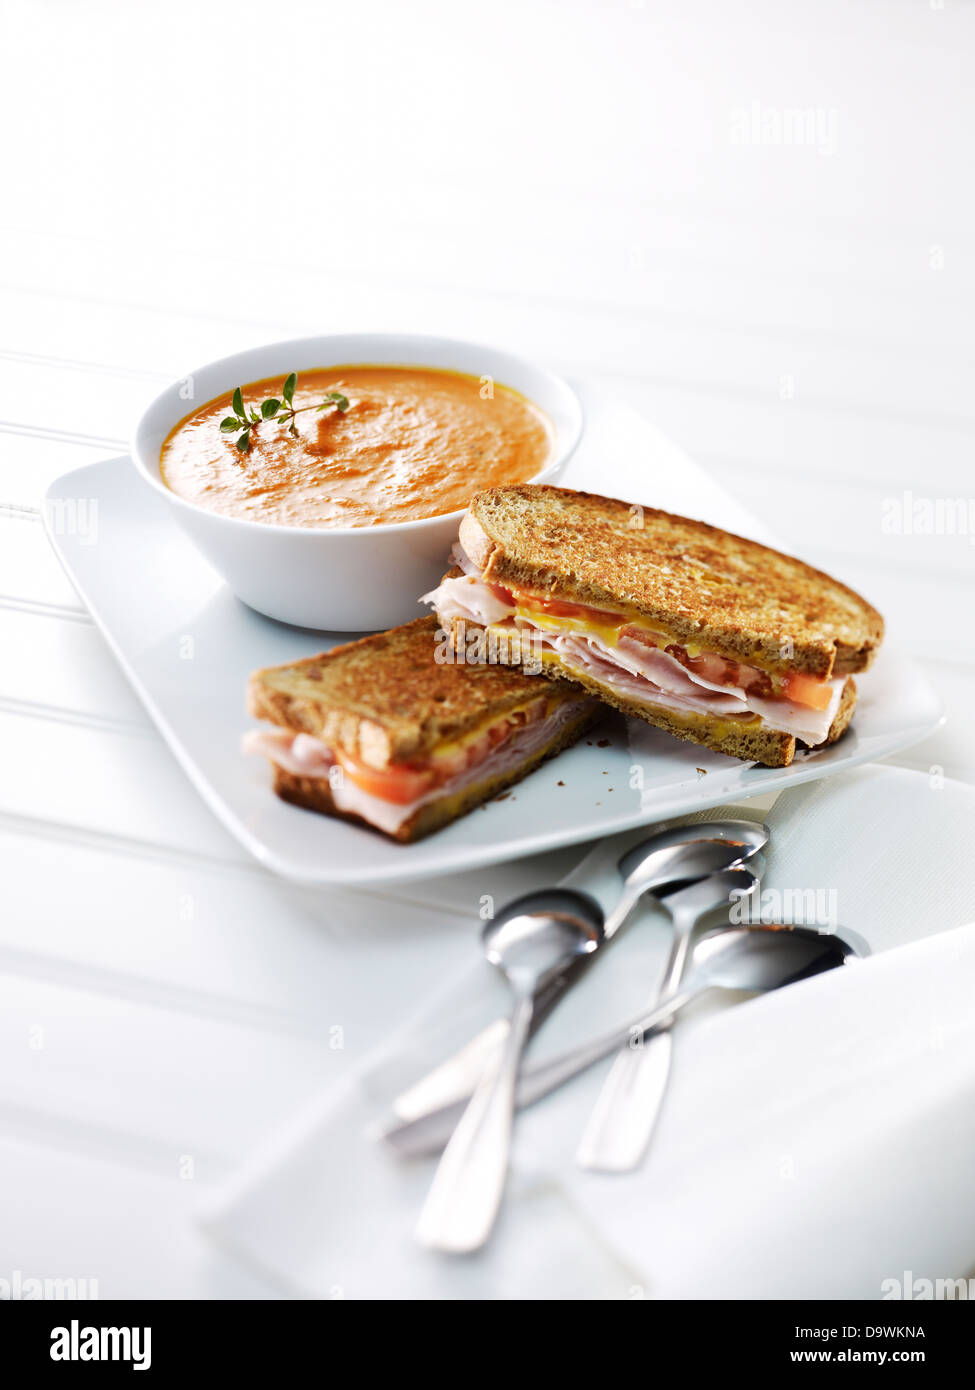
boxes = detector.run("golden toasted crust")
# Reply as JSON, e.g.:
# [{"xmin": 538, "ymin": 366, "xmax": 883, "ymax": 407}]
[
  {"xmin": 247, "ymin": 615, "xmax": 585, "ymax": 769},
  {"xmin": 269, "ymin": 700, "xmax": 600, "ymax": 842},
  {"xmin": 464, "ymin": 486, "xmax": 884, "ymax": 679},
  {"xmin": 444, "ymin": 615, "xmax": 856, "ymax": 768}
]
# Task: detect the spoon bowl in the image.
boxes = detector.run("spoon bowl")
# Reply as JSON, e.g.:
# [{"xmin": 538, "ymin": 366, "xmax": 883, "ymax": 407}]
[
  {"xmin": 483, "ymin": 889, "xmax": 603, "ymax": 991},
  {"xmin": 655, "ymin": 862, "xmax": 764, "ymax": 920},
  {"xmin": 606, "ymin": 821, "xmax": 768, "ymax": 937},
  {"xmin": 695, "ymin": 922, "xmax": 861, "ymax": 993},
  {"xmin": 617, "ymin": 818, "xmax": 768, "ymax": 893}
]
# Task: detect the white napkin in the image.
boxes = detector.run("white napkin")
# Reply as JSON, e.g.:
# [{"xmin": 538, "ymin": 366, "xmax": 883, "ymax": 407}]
[{"xmin": 202, "ymin": 765, "xmax": 975, "ymax": 1298}]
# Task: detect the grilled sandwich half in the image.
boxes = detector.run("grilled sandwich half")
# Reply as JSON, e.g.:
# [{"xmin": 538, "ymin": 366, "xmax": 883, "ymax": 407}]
[
  {"xmin": 424, "ymin": 485, "xmax": 884, "ymax": 768},
  {"xmin": 244, "ymin": 615, "xmax": 599, "ymax": 842}
]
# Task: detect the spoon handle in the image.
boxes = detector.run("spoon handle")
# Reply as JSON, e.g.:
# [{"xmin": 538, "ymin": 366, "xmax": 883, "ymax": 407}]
[
  {"xmin": 384, "ymin": 984, "xmax": 703, "ymax": 1160},
  {"xmin": 389, "ymin": 965, "xmax": 581, "ymax": 1124},
  {"xmin": 576, "ymin": 912, "xmax": 696, "ymax": 1172},
  {"xmin": 575, "ymin": 1030, "xmax": 674, "ymax": 1172},
  {"xmin": 514, "ymin": 984, "xmax": 698, "ymax": 1107},
  {"xmin": 415, "ymin": 994, "xmax": 535, "ymax": 1253}
]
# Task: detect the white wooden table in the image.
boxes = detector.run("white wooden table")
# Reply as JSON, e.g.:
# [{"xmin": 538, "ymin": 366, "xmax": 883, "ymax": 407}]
[{"xmin": 2, "ymin": 0, "xmax": 973, "ymax": 1297}]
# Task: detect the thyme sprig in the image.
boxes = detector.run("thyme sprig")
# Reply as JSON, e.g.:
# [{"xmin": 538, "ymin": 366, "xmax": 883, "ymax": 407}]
[{"xmin": 219, "ymin": 372, "xmax": 349, "ymax": 453}]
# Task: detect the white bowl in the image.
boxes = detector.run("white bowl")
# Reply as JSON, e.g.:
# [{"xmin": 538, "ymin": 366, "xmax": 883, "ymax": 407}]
[{"xmin": 132, "ymin": 333, "xmax": 583, "ymax": 631}]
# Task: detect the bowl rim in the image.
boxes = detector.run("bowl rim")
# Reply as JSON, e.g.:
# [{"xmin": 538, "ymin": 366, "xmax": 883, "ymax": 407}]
[{"xmin": 131, "ymin": 332, "xmax": 584, "ymax": 539}]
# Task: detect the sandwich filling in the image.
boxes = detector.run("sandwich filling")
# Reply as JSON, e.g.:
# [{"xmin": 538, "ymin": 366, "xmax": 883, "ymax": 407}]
[
  {"xmin": 244, "ymin": 692, "xmax": 594, "ymax": 835},
  {"xmin": 424, "ymin": 546, "xmax": 847, "ymax": 747}
]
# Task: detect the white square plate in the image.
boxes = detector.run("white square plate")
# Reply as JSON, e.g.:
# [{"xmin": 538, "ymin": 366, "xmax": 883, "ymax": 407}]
[{"xmin": 43, "ymin": 387, "xmax": 943, "ymax": 885}]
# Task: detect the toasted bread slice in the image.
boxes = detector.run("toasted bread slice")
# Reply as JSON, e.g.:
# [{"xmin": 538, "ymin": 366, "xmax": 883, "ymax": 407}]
[
  {"xmin": 248, "ymin": 614, "xmax": 586, "ymax": 770},
  {"xmin": 459, "ymin": 486, "xmax": 884, "ymax": 679}
]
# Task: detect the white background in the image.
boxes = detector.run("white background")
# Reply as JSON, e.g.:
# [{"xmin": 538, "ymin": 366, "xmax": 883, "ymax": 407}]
[{"xmin": 1, "ymin": 0, "xmax": 973, "ymax": 1296}]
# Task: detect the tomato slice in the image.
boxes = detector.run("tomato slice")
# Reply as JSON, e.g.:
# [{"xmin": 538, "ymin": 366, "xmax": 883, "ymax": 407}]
[
  {"xmin": 682, "ymin": 649, "xmax": 737, "ymax": 684},
  {"xmin": 336, "ymin": 754, "xmax": 436, "ymax": 805},
  {"xmin": 781, "ymin": 671, "xmax": 833, "ymax": 710},
  {"xmin": 528, "ymin": 597, "xmax": 624, "ymax": 626},
  {"xmin": 488, "ymin": 582, "xmax": 516, "ymax": 607}
]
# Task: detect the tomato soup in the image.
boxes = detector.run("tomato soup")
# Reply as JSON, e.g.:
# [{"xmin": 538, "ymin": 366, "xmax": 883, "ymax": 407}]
[{"xmin": 159, "ymin": 365, "xmax": 553, "ymax": 528}]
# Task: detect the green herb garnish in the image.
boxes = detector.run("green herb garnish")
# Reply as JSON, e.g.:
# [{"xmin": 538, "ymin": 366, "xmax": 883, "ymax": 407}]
[{"xmin": 219, "ymin": 373, "xmax": 350, "ymax": 453}]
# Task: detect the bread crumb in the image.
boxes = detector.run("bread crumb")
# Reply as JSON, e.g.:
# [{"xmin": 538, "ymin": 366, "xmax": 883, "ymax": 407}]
[
  {"xmin": 557, "ymin": 780, "xmax": 565, "ymax": 786},
  {"xmin": 596, "ymin": 738, "xmax": 610, "ymax": 748}
]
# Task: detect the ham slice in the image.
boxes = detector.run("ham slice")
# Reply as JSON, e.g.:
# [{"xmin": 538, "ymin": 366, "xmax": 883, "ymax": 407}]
[
  {"xmin": 421, "ymin": 573, "xmax": 514, "ymax": 627},
  {"xmin": 422, "ymin": 572, "xmax": 846, "ymax": 747},
  {"xmin": 242, "ymin": 729, "xmax": 334, "ymax": 777}
]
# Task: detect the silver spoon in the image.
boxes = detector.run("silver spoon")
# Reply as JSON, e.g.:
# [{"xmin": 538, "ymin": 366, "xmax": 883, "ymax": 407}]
[
  {"xmin": 599, "ymin": 820, "xmax": 768, "ymax": 939},
  {"xmin": 578, "ymin": 865, "xmax": 762, "ymax": 1172},
  {"xmin": 415, "ymin": 892, "xmax": 602, "ymax": 1253},
  {"xmin": 538, "ymin": 923, "xmax": 863, "ymax": 1097},
  {"xmin": 386, "ymin": 922, "xmax": 861, "ymax": 1160},
  {"xmin": 385, "ymin": 822, "xmax": 768, "ymax": 1126}
]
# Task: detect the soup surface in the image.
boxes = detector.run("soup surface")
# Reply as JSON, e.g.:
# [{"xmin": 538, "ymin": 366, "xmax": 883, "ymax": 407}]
[{"xmin": 160, "ymin": 365, "xmax": 553, "ymax": 527}]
